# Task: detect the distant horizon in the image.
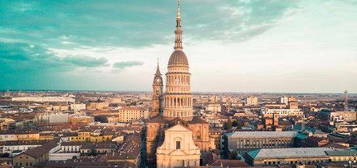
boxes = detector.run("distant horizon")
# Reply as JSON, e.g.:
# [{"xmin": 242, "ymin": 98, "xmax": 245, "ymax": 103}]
[{"xmin": 1, "ymin": 89, "xmax": 355, "ymax": 95}]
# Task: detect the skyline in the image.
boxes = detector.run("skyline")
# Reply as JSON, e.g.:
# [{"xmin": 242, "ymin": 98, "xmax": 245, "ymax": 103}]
[{"xmin": 1, "ymin": 0, "xmax": 357, "ymax": 93}]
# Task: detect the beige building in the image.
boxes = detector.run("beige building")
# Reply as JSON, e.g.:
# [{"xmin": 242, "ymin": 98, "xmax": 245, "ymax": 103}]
[
  {"xmin": 107, "ymin": 116, "xmax": 119, "ymax": 123},
  {"xmin": 108, "ymin": 97, "xmax": 123, "ymax": 104},
  {"xmin": 87, "ymin": 102, "xmax": 109, "ymax": 110},
  {"xmin": 330, "ymin": 111, "xmax": 357, "ymax": 122},
  {"xmin": 68, "ymin": 115, "xmax": 94, "ymax": 125},
  {"xmin": 118, "ymin": 106, "xmax": 149, "ymax": 122},
  {"xmin": 245, "ymin": 96, "xmax": 258, "ymax": 106},
  {"xmin": 206, "ymin": 104, "xmax": 221, "ymax": 113},
  {"xmin": 156, "ymin": 124, "xmax": 200, "ymax": 168},
  {"xmin": 0, "ymin": 132, "xmax": 40, "ymax": 142},
  {"xmin": 288, "ymin": 101, "xmax": 298, "ymax": 109},
  {"xmin": 0, "ymin": 118, "xmax": 15, "ymax": 131},
  {"xmin": 13, "ymin": 141, "xmax": 58, "ymax": 168}
]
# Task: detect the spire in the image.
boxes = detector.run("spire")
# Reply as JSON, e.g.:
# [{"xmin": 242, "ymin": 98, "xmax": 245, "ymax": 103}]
[
  {"xmin": 177, "ymin": 0, "xmax": 181, "ymax": 19},
  {"xmin": 174, "ymin": 0, "xmax": 183, "ymax": 50},
  {"xmin": 155, "ymin": 58, "xmax": 161, "ymax": 76}
]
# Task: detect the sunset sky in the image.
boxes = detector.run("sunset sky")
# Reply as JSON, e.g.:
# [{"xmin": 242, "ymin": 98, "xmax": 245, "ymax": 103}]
[{"xmin": 1, "ymin": 0, "xmax": 356, "ymax": 93}]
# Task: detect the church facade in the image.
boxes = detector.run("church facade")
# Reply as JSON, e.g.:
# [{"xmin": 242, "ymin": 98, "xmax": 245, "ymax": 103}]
[{"xmin": 146, "ymin": 1, "xmax": 212, "ymax": 168}]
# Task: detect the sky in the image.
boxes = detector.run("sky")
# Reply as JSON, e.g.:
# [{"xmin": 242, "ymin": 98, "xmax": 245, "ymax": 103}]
[{"xmin": 0, "ymin": 0, "xmax": 356, "ymax": 93}]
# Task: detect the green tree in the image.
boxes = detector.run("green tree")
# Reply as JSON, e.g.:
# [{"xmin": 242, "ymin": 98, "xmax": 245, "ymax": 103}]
[{"xmin": 224, "ymin": 119, "xmax": 233, "ymax": 130}]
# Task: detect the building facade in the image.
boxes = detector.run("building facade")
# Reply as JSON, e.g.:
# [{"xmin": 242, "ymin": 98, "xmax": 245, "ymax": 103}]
[
  {"xmin": 118, "ymin": 106, "xmax": 149, "ymax": 122},
  {"xmin": 262, "ymin": 108, "xmax": 304, "ymax": 117},
  {"xmin": 223, "ymin": 131, "xmax": 297, "ymax": 153},
  {"xmin": 156, "ymin": 124, "xmax": 200, "ymax": 168},
  {"xmin": 330, "ymin": 111, "xmax": 357, "ymax": 122},
  {"xmin": 206, "ymin": 104, "xmax": 222, "ymax": 113},
  {"xmin": 245, "ymin": 96, "xmax": 258, "ymax": 106}
]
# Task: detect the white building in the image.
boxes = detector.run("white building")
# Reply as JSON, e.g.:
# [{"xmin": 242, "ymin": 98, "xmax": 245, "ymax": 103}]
[
  {"xmin": 49, "ymin": 142, "xmax": 79, "ymax": 161},
  {"xmin": 223, "ymin": 131, "xmax": 297, "ymax": 151},
  {"xmin": 280, "ymin": 96, "xmax": 289, "ymax": 105},
  {"xmin": 49, "ymin": 152, "xmax": 80, "ymax": 161},
  {"xmin": 36, "ymin": 112, "xmax": 69, "ymax": 123},
  {"xmin": 0, "ymin": 134, "xmax": 18, "ymax": 142},
  {"xmin": 12, "ymin": 96, "xmax": 75, "ymax": 103},
  {"xmin": 70, "ymin": 104, "xmax": 86, "ymax": 112},
  {"xmin": 262, "ymin": 108, "xmax": 304, "ymax": 117},
  {"xmin": 60, "ymin": 142, "xmax": 82, "ymax": 153},
  {"xmin": 0, "ymin": 141, "xmax": 43, "ymax": 155}
]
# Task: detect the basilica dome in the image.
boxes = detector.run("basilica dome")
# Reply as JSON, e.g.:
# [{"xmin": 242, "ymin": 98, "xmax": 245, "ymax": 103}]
[{"xmin": 168, "ymin": 50, "xmax": 188, "ymax": 66}]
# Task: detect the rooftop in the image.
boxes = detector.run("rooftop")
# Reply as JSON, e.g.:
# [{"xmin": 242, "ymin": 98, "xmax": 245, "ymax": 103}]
[
  {"xmin": 248, "ymin": 147, "xmax": 334, "ymax": 159},
  {"xmin": 326, "ymin": 149, "xmax": 357, "ymax": 156},
  {"xmin": 226, "ymin": 131, "xmax": 297, "ymax": 138},
  {"xmin": 21, "ymin": 140, "xmax": 58, "ymax": 159}
]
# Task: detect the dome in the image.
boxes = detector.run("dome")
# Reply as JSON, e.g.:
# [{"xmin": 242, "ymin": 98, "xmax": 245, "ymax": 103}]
[{"xmin": 168, "ymin": 50, "xmax": 188, "ymax": 66}]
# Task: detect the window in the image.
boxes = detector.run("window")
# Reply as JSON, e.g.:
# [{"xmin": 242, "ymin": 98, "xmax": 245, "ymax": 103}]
[{"xmin": 176, "ymin": 141, "xmax": 181, "ymax": 149}]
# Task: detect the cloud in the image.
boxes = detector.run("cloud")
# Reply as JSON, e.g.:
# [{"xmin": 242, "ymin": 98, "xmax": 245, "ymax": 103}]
[
  {"xmin": 62, "ymin": 56, "xmax": 108, "ymax": 67},
  {"xmin": 0, "ymin": 42, "xmax": 68, "ymax": 72},
  {"xmin": 0, "ymin": 41, "xmax": 109, "ymax": 75},
  {"xmin": 0, "ymin": 0, "xmax": 299, "ymax": 49},
  {"xmin": 113, "ymin": 61, "xmax": 144, "ymax": 70}
]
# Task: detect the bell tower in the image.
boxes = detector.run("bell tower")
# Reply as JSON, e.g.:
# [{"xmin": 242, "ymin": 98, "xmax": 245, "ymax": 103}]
[{"xmin": 151, "ymin": 61, "xmax": 163, "ymax": 118}]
